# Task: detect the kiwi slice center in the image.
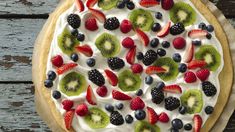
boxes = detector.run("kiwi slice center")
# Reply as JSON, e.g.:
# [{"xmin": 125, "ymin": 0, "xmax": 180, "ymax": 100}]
[
  {"xmin": 162, "ymin": 65, "xmax": 170, "ymax": 73},
  {"xmin": 66, "ymin": 80, "xmax": 79, "ymax": 91},
  {"xmin": 125, "ymin": 78, "xmax": 134, "ymax": 86},
  {"xmin": 187, "ymin": 96, "xmax": 196, "ymax": 108},
  {"xmin": 92, "ymin": 114, "xmax": 102, "ymax": 122},
  {"xmin": 204, "ymin": 53, "xmax": 213, "ymax": 64},
  {"xmin": 137, "ymin": 16, "xmax": 146, "ymax": 25},
  {"xmin": 142, "ymin": 129, "xmax": 151, "ymax": 132},
  {"xmin": 177, "ymin": 10, "xmax": 188, "ymax": 21},
  {"xmin": 104, "ymin": 41, "xmax": 112, "ymax": 50}
]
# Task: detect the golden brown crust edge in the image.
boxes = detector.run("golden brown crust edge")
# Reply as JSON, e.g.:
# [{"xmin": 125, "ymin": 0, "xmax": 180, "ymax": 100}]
[{"xmin": 32, "ymin": 0, "xmax": 234, "ymax": 132}]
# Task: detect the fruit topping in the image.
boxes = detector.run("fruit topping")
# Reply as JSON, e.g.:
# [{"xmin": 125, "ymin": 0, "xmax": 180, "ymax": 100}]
[
  {"xmin": 157, "ymin": 48, "xmax": 166, "ymax": 57},
  {"xmin": 64, "ymin": 110, "xmax": 75, "ymax": 130},
  {"xmin": 85, "ymin": 17, "xmax": 98, "ymax": 31},
  {"xmin": 170, "ymin": 22, "xmax": 185, "ymax": 35},
  {"xmin": 205, "ymin": 106, "xmax": 214, "ymax": 114},
  {"xmin": 112, "ymin": 90, "xmax": 132, "ymax": 100},
  {"xmin": 136, "ymin": 28, "xmax": 150, "ymax": 46},
  {"xmin": 136, "ymin": 52, "xmax": 144, "ymax": 60},
  {"xmin": 158, "ymin": 112, "xmax": 169, "ymax": 123},
  {"xmin": 62, "ymin": 100, "xmax": 74, "ymax": 111},
  {"xmin": 179, "ymin": 106, "xmax": 187, "ymax": 115},
  {"xmin": 136, "ymin": 89, "xmax": 143, "ymax": 96},
  {"xmin": 188, "ymin": 29, "xmax": 208, "ymax": 39},
  {"xmin": 184, "ymin": 123, "xmax": 193, "ymax": 131},
  {"xmin": 122, "ymin": 37, "xmax": 135, "ymax": 49},
  {"xmin": 165, "ymin": 96, "xmax": 180, "ymax": 111},
  {"xmin": 163, "ymin": 85, "xmax": 182, "ymax": 94},
  {"xmin": 56, "ymin": 63, "xmax": 77, "ymax": 75},
  {"xmin": 183, "ymin": 43, "xmax": 194, "ymax": 63},
  {"xmin": 188, "ymin": 60, "xmax": 207, "ymax": 69},
  {"xmin": 143, "ymin": 50, "xmax": 158, "ymax": 66},
  {"xmin": 52, "ymin": 90, "xmax": 61, "ymax": 99},
  {"xmin": 86, "ymin": 85, "xmax": 97, "ymax": 105},
  {"xmin": 86, "ymin": 0, "xmax": 98, "ymax": 7},
  {"xmin": 125, "ymin": 114, "xmax": 134, "ymax": 124},
  {"xmin": 86, "ymin": 58, "xmax": 96, "ymax": 67},
  {"xmin": 126, "ymin": 46, "xmax": 136, "ymax": 65},
  {"xmin": 173, "ymin": 37, "xmax": 186, "ymax": 49},
  {"xmin": 145, "ymin": 66, "xmax": 166, "ymax": 75},
  {"xmin": 131, "ymin": 63, "xmax": 143, "ymax": 74},
  {"xmin": 202, "ymin": 81, "xmax": 217, "ymax": 96},
  {"xmin": 104, "ymin": 69, "xmax": 118, "ymax": 86},
  {"xmin": 206, "ymin": 25, "xmax": 214, "ymax": 32},
  {"xmin": 47, "ymin": 70, "xmax": 57, "ymax": 81},
  {"xmin": 88, "ymin": 8, "xmax": 106, "ymax": 23},
  {"xmin": 77, "ymin": 32, "xmax": 85, "ymax": 41},
  {"xmin": 192, "ymin": 40, "xmax": 202, "ymax": 46},
  {"xmin": 150, "ymin": 38, "xmax": 159, "ymax": 48},
  {"xmin": 127, "ymin": 1, "xmax": 135, "ymax": 10},
  {"xmin": 75, "ymin": 0, "xmax": 85, "ymax": 12},
  {"xmin": 75, "ymin": 103, "xmax": 88, "ymax": 116},
  {"xmin": 151, "ymin": 23, "xmax": 161, "ymax": 32},
  {"xmin": 172, "ymin": 53, "xmax": 181, "ymax": 62},
  {"xmin": 162, "ymin": 41, "xmax": 170, "ymax": 48},
  {"xmin": 98, "ymin": 0, "xmax": 118, "ymax": 10},
  {"xmin": 139, "ymin": 0, "xmax": 159, "ymax": 8},
  {"xmin": 75, "ymin": 44, "xmax": 93, "ymax": 57},
  {"xmin": 151, "ymin": 86, "xmax": 164, "ymax": 104},
  {"xmin": 110, "ymin": 111, "xmax": 124, "ymax": 125},
  {"xmin": 70, "ymin": 53, "xmax": 79, "ymax": 62},
  {"xmin": 107, "ymin": 57, "xmax": 125, "ymax": 70},
  {"xmin": 171, "ymin": 118, "xmax": 183, "ymax": 130},
  {"xmin": 105, "ymin": 104, "xmax": 114, "ymax": 112},
  {"xmin": 198, "ymin": 22, "xmax": 207, "ymax": 30},
  {"xmin": 157, "ymin": 21, "xmax": 171, "ymax": 37},
  {"xmin": 145, "ymin": 76, "xmax": 153, "ymax": 85},
  {"xmin": 178, "ymin": 63, "xmax": 187, "ymax": 73},
  {"xmin": 67, "ymin": 14, "xmax": 81, "ymax": 29},
  {"xmin": 155, "ymin": 12, "xmax": 162, "ymax": 19},
  {"xmin": 118, "ymin": 70, "xmax": 141, "ymax": 91},
  {"xmin": 184, "ymin": 71, "xmax": 197, "ymax": 83},
  {"xmin": 130, "ymin": 97, "xmax": 145, "ymax": 110},
  {"xmin": 115, "ymin": 103, "xmax": 124, "ymax": 110},
  {"xmin": 116, "ymin": 0, "xmax": 125, "ymax": 9},
  {"xmin": 135, "ymin": 110, "xmax": 146, "ymax": 120},
  {"xmin": 88, "ymin": 69, "xmax": 105, "ymax": 86},
  {"xmin": 193, "ymin": 115, "xmax": 202, "ymax": 132},
  {"xmin": 104, "ymin": 17, "xmax": 120, "ymax": 30},
  {"xmin": 120, "ymin": 19, "xmax": 132, "ymax": 33},
  {"xmin": 196, "ymin": 69, "xmax": 210, "ymax": 81},
  {"xmin": 161, "ymin": 0, "xmax": 174, "ymax": 10},
  {"xmin": 135, "ymin": 121, "xmax": 160, "ymax": 132},
  {"xmin": 146, "ymin": 106, "xmax": 158, "ymax": 124},
  {"xmin": 96, "ymin": 85, "xmax": 108, "ymax": 97}
]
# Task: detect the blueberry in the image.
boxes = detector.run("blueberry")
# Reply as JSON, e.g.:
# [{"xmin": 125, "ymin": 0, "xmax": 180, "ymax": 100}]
[
  {"xmin": 126, "ymin": 2, "xmax": 135, "ymax": 10},
  {"xmin": 125, "ymin": 114, "xmax": 133, "ymax": 124},
  {"xmin": 170, "ymin": 128, "xmax": 179, "ymax": 132},
  {"xmin": 123, "ymin": 0, "xmax": 130, "ymax": 3},
  {"xmin": 178, "ymin": 63, "xmax": 187, "ymax": 73},
  {"xmin": 77, "ymin": 33, "xmax": 85, "ymax": 41},
  {"xmin": 205, "ymin": 106, "xmax": 214, "ymax": 114},
  {"xmin": 136, "ymin": 89, "xmax": 143, "ymax": 96},
  {"xmin": 206, "ymin": 25, "xmax": 214, "ymax": 32},
  {"xmin": 105, "ymin": 104, "xmax": 114, "ymax": 112},
  {"xmin": 117, "ymin": 1, "xmax": 125, "ymax": 9},
  {"xmin": 151, "ymin": 23, "xmax": 161, "ymax": 32},
  {"xmin": 161, "ymin": 41, "xmax": 170, "ymax": 48},
  {"xmin": 156, "ymin": 81, "xmax": 165, "ymax": 90},
  {"xmin": 135, "ymin": 110, "xmax": 146, "ymax": 120},
  {"xmin": 150, "ymin": 38, "xmax": 159, "ymax": 48},
  {"xmin": 44, "ymin": 79, "xmax": 53, "ymax": 88},
  {"xmin": 171, "ymin": 118, "xmax": 183, "ymax": 130},
  {"xmin": 179, "ymin": 106, "xmax": 187, "ymax": 114},
  {"xmin": 172, "ymin": 53, "xmax": 181, "ymax": 62},
  {"xmin": 157, "ymin": 48, "xmax": 166, "ymax": 57},
  {"xmin": 71, "ymin": 29, "xmax": 78, "ymax": 36},
  {"xmin": 198, "ymin": 22, "xmax": 206, "ymax": 30},
  {"xmin": 71, "ymin": 53, "xmax": 79, "ymax": 62},
  {"xmin": 192, "ymin": 40, "xmax": 201, "ymax": 46},
  {"xmin": 86, "ymin": 58, "xmax": 96, "ymax": 67},
  {"xmin": 47, "ymin": 71, "xmax": 56, "ymax": 81},
  {"xmin": 145, "ymin": 76, "xmax": 153, "ymax": 85},
  {"xmin": 136, "ymin": 52, "xmax": 144, "ymax": 60},
  {"xmin": 155, "ymin": 12, "xmax": 162, "ymax": 19},
  {"xmin": 52, "ymin": 90, "xmax": 61, "ymax": 99},
  {"xmin": 206, "ymin": 33, "xmax": 212, "ymax": 39},
  {"xmin": 115, "ymin": 103, "xmax": 124, "ymax": 110},
  {"xmin": 184, "ymin": 123, "xmax": 192, "ymax": 131}
]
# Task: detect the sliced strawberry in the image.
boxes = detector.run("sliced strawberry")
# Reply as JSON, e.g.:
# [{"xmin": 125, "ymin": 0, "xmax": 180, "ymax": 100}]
[
  {"xmin": 75, "ymin": 0, "xmax": 84, "ymax": 12},
  {"xmin": 188, "ymin": 60, "xmax": 207, "ymax": 69},
  {"xmin": 56, "ymin": 63, "xmax": 77, "ymax": 75},
  {"xmin": 75, "ymin": 103, "xmax": 88, "ymax": 116},
  {"xmin": 86, "ymin": 0, "xmax": 97, "ymax": 7},
  {"xmin": 158, "ymin": 112, "xmax": 169, "ymax": 123},
  {"xmin": 96, "ymin": 85, "xmax": 108, "ymax": 97},
  {"xmin": 120, "ymin": 19, "xmax": 132, "ymax": 33},
  {"xmin": 163, "ymin": 85, "xmax": 182, "ymax": 94},
  {"xmin": 112, "ymin": 90, "xmax": 132, "ymax": 100},
  {"xmin": 104, "ymin": 69, "xmax": 118, "ymax": 86},
  {"xmin": 88, "ymin": 8, "xmax": 106, "ymax": 23},
  {"xmin": 126, "ymin": 46, "xmax": 136, "ymax": 65},
  {"xmin": 130, "ymin": 97, "xmax": 145, "ymax": 110},
  {"xmin": 147, "ymin": 106, "xmax": 158, "ymax": 124},
  {"xmin": 122, "ymin": 37, "xmax": 135, "ymax": 49},
  {"xmin": 196, "ymin": 69, "xmax": 210, "ymax": 81},
  {"xmin": 139, "ymin": 0, "xmax": 160, "ymax": 7},
  {"xmin": 193, "ymin": 115, "xmax": 202, "ymax": 132},
  {"xmin": 62, "ymin": 100, "xmax": 74, "ymax": 111},
  {"xmin": 136, "ymin": 28, "xmax": 150, "ymax": 46},
  {"xmin": 76, "ymin": 44, "xmax": 93, "ymax": 57},
  {"xmin": 131, "ymin": 63, "xmax": 143, "ymax": 74},
  {"xmin": 64, "ymin": 110, "xmax": 75, "ymax": 130},
  {"xmin": 85, "ymin": 17, "xmax": 98, "ymax": 31},
  {"xmin": 157, "ymin": 21, "xmax": 171, "ymax": 37},
  {"xmin": 183, "ymin": 44, "xmax": 194, "ymax": 63},
  {"xmin": 51, "ymin": 55, "xmax": 63, "ymax": 67},
  {"xmin": 184, "ymin": 71, "xmax": 197, "ymax": 83},
  {"xmin": 86, "ymin": 85, "xmax": 97, "ymax": 105},
  {"xmin": 188, "ymin": 29, "xmax": 208, "ymax": 39},
  {"xmin": 145, "ymin": 66, "xmax": 166, "ymax": 75},
  {"xmin": 161, "ymin": 0, "xmax": 174, "ymax": 10}
]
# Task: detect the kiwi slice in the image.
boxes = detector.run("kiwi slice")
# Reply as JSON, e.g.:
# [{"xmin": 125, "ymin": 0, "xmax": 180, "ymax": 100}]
[
  {"xmin": 118, "ymin": 70, "xmax": 141, "ymax": 92},
  {"xmin": 169, "ymin": 2, "xmax": 196, "ymax": 26},
  {"xmin": 84, "ymin": 107, "xmax": 109, "ymax": 129},
  {"xmin": 135, "ymin": 121, "xmax": 160, "ymax": 132},
  {"xmin": 98, "ymin": 0, "xmax": 118, "ymax": 10},
  {"xmin": 95, "ymin": 33, "xmax": 121, "ymax": 58},
  {"xmin": 58, "ymin": 28, "xmax": 80, "ymax": 56},
  {"xmin": 153, "ymin": 57, "xmax": 179, "ymax": 81},
  {"xmin": 59, "ymin": 72, "xmax": 87, "ymax": 96},
  {"xmin": 195, "ymin": 45, "xmax": 221, "ymax": 71},
  {"xmin": 180, "ymin": 89, "xmax": 203, "ymax": 114},
  {"xmin": 129, "ymin": 9, "xmax": 154, "ymax": 31}
]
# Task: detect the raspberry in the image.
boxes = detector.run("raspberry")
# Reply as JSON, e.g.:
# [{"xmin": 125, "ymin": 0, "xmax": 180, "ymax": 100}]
[
  {"xmin": 143, "ymin": 50, "xmax": 158, "ymax": 66},
  {"xmin": 184, "ymin": 71, "xmax": 197, "ymax": 83},
  {"xmin": 51, "ymin": 55, "xmax": 63, "ymax": 67},
  {"xmin": 131, "ymin": 64, "xmax": 143, "ymax": 73},
  {"xmin": 85, "ymin": 18, "xmax": 98, "ymax": 31},
  {"xmin": 104, "ymin": 17, "xmax": 120, "ymax": 30},
  {"xmin": 110, "ymin": 111, "xmax": 124, "ymax": 125},
  {"xmin": 67, "ymin": 14, "xmax": 81, "ymax": 29},
  {"xmin": 151, "ymin": 87, "xmax": 164, "ymax": 104},
  {"xmin": 130, "ymin": 97, "xmax": 145, "ymax": 110},
  {"xmin": 170, "ymin": 23, "xmax": 185, "ymax": 35},
  {"xmin": 173, "ymin": 37, "xmax": 186, "ymax": 49},
  {"xmin": 165, "ymin": 97, "xmax": 180, "ymax": 111},
  {"xmin": 88, "ymin": 69, "xmax": 105, "ymax": 86},
  {"xmin": 202, "ymin": 81, "xmax": 217, "ymax": 96},
  {"xmin": 120, "ymin": 19, "xmax": 132, "ymax": 33},
  {"xmin": 75, "ymin": 103, "xmax": 88, "ymax": 116},
  {"xmin": 96, "ymin": 86, "xmax": 108, "ymax": 97},
  {"xmin": 62, "ymin": 100, "xmax": 74, "ymax": 111},
  {"xmin": 122, "ymin": 37, "xmax": 135, "ymax": 49},
  {"xmin": 107, "ymin": 57, "xmax": 125, "ymax": 70}
]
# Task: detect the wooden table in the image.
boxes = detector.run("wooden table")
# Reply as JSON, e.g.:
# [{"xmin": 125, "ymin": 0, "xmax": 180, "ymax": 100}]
[{"xmin": 0, "ymin": 0, "xmax": 234, "ymax": 131}]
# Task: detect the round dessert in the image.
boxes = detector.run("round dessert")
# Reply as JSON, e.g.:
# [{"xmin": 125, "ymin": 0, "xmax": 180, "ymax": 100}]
[{"xmin": 32, "ymin": 0, "xmax": 234, "ymax": 132}]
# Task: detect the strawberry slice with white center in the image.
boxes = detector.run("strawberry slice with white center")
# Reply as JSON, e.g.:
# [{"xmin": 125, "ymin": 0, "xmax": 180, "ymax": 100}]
[
  {"xmin": 188, "ymin": 29, "xmax": 208, "ymax": 39},
  {"xmin": 112, "ymin": 90, "xmax": 132, "ymax": 100},
  {"xmin": 56, "ymin": 63, "xmax": 77, "ymax": 75},
  {"xmin": 126, "ymin": 46, "xmax": 136, "ymax": 65},
  {"xmin": 193, "ymin": 115, "xmax": 202, "ymax": 132},
  {"xmin": 88, "ymin": 8, "xmax": 106, "ymax": 23},
  {"xmin": 158, "ymin": 112, "xmax": 169, "ymax": 123},
  {"xmin": 163, "ymin": 85, "xmax": 182, "ymax": 94},
  {"xmin": 86, "ymin": 0, "xmax": 98, "ymax": 8},
  {"xmin": 188, "ymin": 60, "xmax": 207, "ymax": 69},
  {"xmin": 139, "ymin": 0, "xmax": 160, "ymax": 8},
  {"xmin": 157, "ymin": 21, "xmax": 171, "ymax": 37},
  {"xmin": 104, "ymin": 69, "xmax": 118, "ymax": 86},
  {"xmin": 75, "ymin": 44, "xmax": 93, "ymax": 57},
  {"xmin": 75, "ymin": 0, "xmax": 84, "ymax": 12},
  {"xmin": 196, "ymin": 69, "xmax": 210, "ymax": 81},
  {"xmin": 86, "ymin": 85, "xmax": 97, "ymax": 105},
  {"xmin": 147, "ymin": 106, "xmax": 159, "ymax": 124},
  {"xmin": 136, "ymin": 28, "xmax": 150, "ymax": 46},
  {"xmin": 183, "ymin": 43, "xmax": 194, "ymax": 63},
  {"xmin": 145, "ymin": 66, "xmax": 166, "ymax": 75},
  {"xmin": 64, "ymin": 109, "xmax": 75, "ymax": 130}
]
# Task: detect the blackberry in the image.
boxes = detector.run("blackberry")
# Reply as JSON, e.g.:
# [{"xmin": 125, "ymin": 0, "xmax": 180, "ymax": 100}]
[
  {"xmin": 165, "ymin": 97, "xmax": 180, "ymax": 111},
  {"xmin": 104, "ymin": 17, "xmax": 120, "ymax": 30},
  {"xmin": 151, "ymin": 87, "xmax": 164, "ymax": 104},
  {"xmin": 88, "ymin": 69, "xmax": 105, "ymax": 86},
  {"xmin": 142, "ymin": 50, "xmax": 158, "ymax": 66},
  {"xmin": 202, "ymin": 81, "xmax": 217, "ymax": 96},
  {"xmin": 107, "ymin": 57, "xmax": 125, "ymax": 70},
  {"xmin": 110, "ymin": 111, "xmax": 124, "ymax": 125},
  {"xmin": 67, "ymin": 14, "xmax": 81, "ymax": 29},
  {"xmin": 170, "ymin": 23, "xmax": 185, "ymax": 35}
]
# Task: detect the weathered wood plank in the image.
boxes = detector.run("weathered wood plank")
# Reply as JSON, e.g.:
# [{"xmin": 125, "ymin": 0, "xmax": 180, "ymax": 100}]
[{"xmin": 217, "ymin": 0, "xmax": 235, "ymax": 18}]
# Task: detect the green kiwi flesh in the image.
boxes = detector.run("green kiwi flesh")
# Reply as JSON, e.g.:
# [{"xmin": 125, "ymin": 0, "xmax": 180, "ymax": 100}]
[
  {"xmin": 118, "ymin": 70, "xmax": 141, "ymax": 92},
  {"xmin": 98, "ymin": 0, "xmax": 118, "ymax": 10},
  {"xmin": 135, "ymin": 121, "xmax": 160, "ymax": 132}
]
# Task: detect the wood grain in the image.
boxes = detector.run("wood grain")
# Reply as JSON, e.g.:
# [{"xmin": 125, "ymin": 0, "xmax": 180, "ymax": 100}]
[{"xmin": 217, "ymin": 0, "xmax": 235, "ymax": 18}]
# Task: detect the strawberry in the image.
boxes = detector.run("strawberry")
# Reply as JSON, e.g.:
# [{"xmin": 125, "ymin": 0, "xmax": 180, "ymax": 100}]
[
  {"xmin": 86, "ymin": 0, "xmax": 97, "ymax": 7},
  {"xmin": 64, "ymin": 110, "xmax": 75, "ymax": 130},
  {"xmin": 173, "ymin": 37, "xmax": 186, "ymax": 49},
  {"xmin": 56, "ymin": 63, "xmax": 77, "ymax": 75},
  {"xmin": 163, "ymin": 85, "xmax": 182, "ymax": 94},
  {"xmin": 188, "ymin": 29, "xmax": 208, "ymax": 39},
  {"xmin": 104, "ymin": 69, "xmax": 118, "ymax": 86},
  {"xmin": 126, "ymin": 46, "xmax": 136, "ymax": 65},
  {"xmin": 188, "ymin": 60, "xmax": 207, "ymax": 69},
  {"xmin": 75, "ymin": 0, "xmax": 84, "ymax": 12},
  {"xmin": 184, "ymin": 71, "xmax": 197, "ymax": 83},
  {"xmin": 158, "ymin": 112, "xmax": 169, "ymax": 123},
  {"xmin": 131, "ymin": 63, "xmax": 143, "ymax": 74},
  {"xmin": 112, "ymin": 90, "xmax": 132, "ymax": 100},
  {"xmin": 193, "ymin": 115, "xmax": 202, "ymax": 132},
  {"xmin": 139, "ymin": 0, "xmax": 160, "ymax": 8},
  {"xmin": 62, "ymin": 100, "xmax": 74, "ymax": 111},
  {"xmin": 161, "ymin": 0, "xmax": 174, "ymax": 10},
  {"xmin": 183, "ymin": 44, "xmax": 194, "ymax": 63},
  {"xmin": 120, "ymin": 19, "xmax": 132, "ymax": 33},
  {"xmin": 96, "ymin": 85, "xmax": 108, "ymax": 97},
  {"xmin": 136, "ymin": 28, "xmax": 150, "ymax": 46},
  {"xmin": 130, "ymin": 97, "xmax": 145, "ymax": 110},
  {"xmin": 75, "ymin": 103, "xmax": 88, "ymax": 116},
  {"xmin": 147, "ymin": 106, "xmax": 159, "ymax": 124},
  {"xmin": 157, "ymin": 21, "xmax": 171, "ymax": 37},
  {"xmin": 51, "ymin": 55, "xmax": 63, "ymax": 67},
  {"xmin": 86, "ymin": 85, "xmax": 97, "ymax": 105},
  {"xmin": 76, "ymin": 44, "xmax": 93, "ymax": 57},
  {"xmin": 88, "ymin": 8, "xmax": 106, "ymax": 23},
  {"xmin": 85, "ymin": 17, "xmax": 98, "ymax": 31},
  {"xmin": 122, "ymin": 37, "xmax": 135, "ymax": 49},
  {"xmin": 196, "ymin": 69, "xmax": 210, "ymax": 81},
  {"xmin": 145, "ymin": 66, "xmax": 166, "ymax": 75}
]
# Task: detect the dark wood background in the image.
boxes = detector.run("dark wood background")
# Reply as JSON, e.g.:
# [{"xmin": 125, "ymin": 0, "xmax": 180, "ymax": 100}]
[{"xmin": 0, "ymin": 0, "xmax": 234, "ymax": 131}]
